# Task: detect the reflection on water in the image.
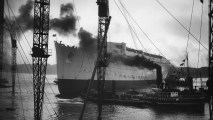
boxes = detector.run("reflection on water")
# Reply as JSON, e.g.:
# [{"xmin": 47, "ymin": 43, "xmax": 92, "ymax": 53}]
[
  {"xmin": 55, "ymin": 101, "xmax": 209, "ymax": 120},
  {"xmin": 0, "ymin": 74, "xmax": 210, "ymax": 120}
]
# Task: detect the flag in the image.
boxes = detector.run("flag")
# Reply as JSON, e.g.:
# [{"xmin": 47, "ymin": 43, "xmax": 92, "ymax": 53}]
[
  {"xmin": 53, "ymin": 34, "xmax": 56, "ymax": 37},
  {"xmin": 200, "ymin": 0, "xmax": 203, "ymax": 3},
  {"xmin": 182, "ymin": 59, "xmax": 185, "ymax": 62}
]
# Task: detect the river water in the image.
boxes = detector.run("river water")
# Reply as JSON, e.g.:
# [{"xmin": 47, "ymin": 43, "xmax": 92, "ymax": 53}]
[{"xmin": 0, "ymin": 74, "xmax": 210, "ymax": 120}]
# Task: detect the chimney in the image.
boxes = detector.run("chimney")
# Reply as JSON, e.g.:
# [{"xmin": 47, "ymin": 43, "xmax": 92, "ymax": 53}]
[{"xmin": 156, "ymin": 66, "xmax": 162, "ymax": 88}]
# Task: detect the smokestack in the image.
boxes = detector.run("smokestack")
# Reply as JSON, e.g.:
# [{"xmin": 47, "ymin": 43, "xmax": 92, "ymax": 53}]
[{"xmin": 156, "ymin": 66, "xmax": 162, "ymax": 88}]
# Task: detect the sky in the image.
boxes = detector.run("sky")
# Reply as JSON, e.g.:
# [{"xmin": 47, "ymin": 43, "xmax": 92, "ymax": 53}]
[{"xmin": 5, "ymin": 0, "xmax": 209, "ymax": 68}]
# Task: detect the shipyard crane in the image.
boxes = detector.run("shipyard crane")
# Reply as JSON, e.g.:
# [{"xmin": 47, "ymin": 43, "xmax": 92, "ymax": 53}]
[
  {"xmin": 208, "ymin": 1, "xmax": 213, "ymax": 120},
  {"xmin": 10, "ymin": 31, "xmax": 17, "ymax": 94},
  {"xmin": 79, "ymin": 0, "xmax": 111, "ymax": 119},
  {"xmin": 96, "ymin": 0, "xmax": 111, "ymax": 119},
  {"xmin": 31, "ymin": 0, "xmax": 50, "ymax": 120},
  {"xmin": 3, "ymin": 27, "xmax": 18, "ymax": 94},
  {"xmin": 0, "ymin": 0, "xmax": 4, "ymax": 80}
]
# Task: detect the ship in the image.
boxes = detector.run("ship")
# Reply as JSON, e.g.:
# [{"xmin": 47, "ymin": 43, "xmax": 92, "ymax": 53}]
[{"xmin": 55, "ymin": 41, "xmax": 172, "ymax": 98}]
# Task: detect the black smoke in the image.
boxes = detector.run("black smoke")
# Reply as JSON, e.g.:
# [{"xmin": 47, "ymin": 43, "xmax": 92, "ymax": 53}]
[
  {"xmin": 108, "ymin": 53, "xmax": 160, "ymax": 70},
  {"xmin": 9, "ymin": 0, "xmax": 33, "ymax": 36},
  {"xmin": 7, "ymin": 1, "xmax": 78, "ymax": 36},
  {"xmin": 78, "ymin": 28, "xmax": 97, "ymax": 53},
  {"xmin": 60, "ymin": 3, "xmax": 74, "ymax": 16},
  {"xmin": 50, "ymin": 3, "xmax": 78, "ymax": 35}
]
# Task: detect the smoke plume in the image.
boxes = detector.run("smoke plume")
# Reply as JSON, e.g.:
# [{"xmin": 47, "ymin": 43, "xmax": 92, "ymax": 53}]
[
  {"xmin": 50, "ymin": 3, "xmax": 78, "ymax": 35},
  {"xmin": 7, "ymin": 1, "xmax": 78, "ymax": 37},
  {"xmin": 108, "ymin": 53, "xmax": 160, "ymax": 70},
  {"xmin": 78, "ymin": 28, "xmax": 97, "ymax": 53},
  {"xmin": 9, "ymin": 0, "xmax": 33, "ymax": 36}
]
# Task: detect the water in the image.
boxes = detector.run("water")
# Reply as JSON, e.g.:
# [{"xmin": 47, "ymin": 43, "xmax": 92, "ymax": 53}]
[{"xmin": 0, "ymin": 73, "xmax": 210, "ymax": 120}]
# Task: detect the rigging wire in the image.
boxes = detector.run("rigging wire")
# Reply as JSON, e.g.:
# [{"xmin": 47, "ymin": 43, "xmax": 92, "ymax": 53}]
[
  {"xmin": 120, "ymin": 1, "xmax": 152, "ymax": 80},
  {"xmin": 16, "ymin": 67, "xmax": 26, "ymax": 120},
  {"xmin": 121, "ymin": 3, "xmax": 138, "ymax": 50},
  {"xmin": 17, "ymin": 48, "xmax": 59, "ymax": 118},
  {"xmin": 6, "ymin": 1, "xmax": 32, "ymax": 49},
  {"xmin": 16, "ymin": 49, "xmax": 53, "ymax": 119},
  {"xmin": 185, "ymin": 0, "xmax": 195, "ymax": 65},
  {"xmin": 116, "ymin": 0, "xmax": 177, "ymax": 70},
  {"xmin": 5, "ymin": 3, "xmax": 63, "ymax": 119},
  {"xmin": 4, "ymin": 10, "xmax": 59, "ymax": 118},
  {"xmin": 5, "ymin": 0, "xmax": 60, "ymax": 102},
  {"xmin": 197, "ymin": 3, "xmax": 204, "ymax": 69},
  {"xmin": 17, "ymin": 46, "xmax": 59, "ymax": 117},
  {"xmin": 114, "ymin": 0, "xmax": 147, "ymax": 52},
  {"xmin": 155, "ymin": 0, "xmax": 208, "ymax": 51}
]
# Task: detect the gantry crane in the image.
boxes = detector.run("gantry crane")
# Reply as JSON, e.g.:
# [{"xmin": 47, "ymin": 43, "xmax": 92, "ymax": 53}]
[
  {"xmin": 31, "ymin": 0, "xmax": 50, "ymax": 120},
  {"xmin": 96, "ymin": 0, "xmax": 111, "ymax": 119},
  {"xmin": 79, "ymin": 0, "xmax": 111, "ymax": 119},
  {"xmin": 0, "ymin": 0, "xmax": 4, "ymax": 80}
]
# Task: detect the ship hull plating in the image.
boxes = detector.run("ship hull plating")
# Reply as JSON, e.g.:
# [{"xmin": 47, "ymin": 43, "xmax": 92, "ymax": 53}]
[{"xmin": 58, "ymin": 79, "xmax": 156, "ymax": 98}]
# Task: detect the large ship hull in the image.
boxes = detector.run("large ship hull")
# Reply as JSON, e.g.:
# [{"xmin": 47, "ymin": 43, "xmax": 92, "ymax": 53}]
[
  {"xmin": 55, "ymin": 41, "xmax": 172, "ymax": 98},
  {"xmin": 58, "ymin": 79, "xmax": 156, "ymax": 98}
]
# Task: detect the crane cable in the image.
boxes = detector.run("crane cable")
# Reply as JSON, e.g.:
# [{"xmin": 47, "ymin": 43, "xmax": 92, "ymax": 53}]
[
  {"xmin": 116, "ymin": 0, "xmax": 178, "ymax": 73},
  {"xmin": 155, "ymin": 0, "xmax": 208, "ymax": 51},
  {"xmin": 4, "ymin": 10, "xmax": 59, "ymax": 119},
  {"xmin": 114, "ymin": 0, "xmax": 147, "ymax": 52},
  {"xmin": 6, "ymin": 0, "xmax": 60, "ymax": 101},
  {"xmin": 197, "ymin": 2, "xmax": 204, "ymax": 69},
  {"xmin": 185, "ymin": 0, "xmax": 195, "ymax": 67}
]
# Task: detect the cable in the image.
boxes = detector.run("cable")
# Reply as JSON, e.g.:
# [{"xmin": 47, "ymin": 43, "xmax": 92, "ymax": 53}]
[
  {"xmin": 115, "ymin": 0, "xmax": 178, "ymax": 72},
  {"xmin": 17, "ymin": 48, "xmax": 59, "ymax": 118},
  {"xmin": 17, "ymin": 49, "xmax": 53, "ymax": 119},
  {"xmin": 197, "ymin": 3, "xmax": 204, "ymax": 69},
  {"xmin": 5, "ymin": 3, "xmax": 60, "ymax": 103},
  {"xmin": 16, "ymin": 67, "xmax": 26, "ymax": 120},
  {"xmin": 155, "ymin": 0, "xmax": 208, "ymax": 51},
  {"xmin": 6, "ymin": 2, "xmax": 32, "ymax": 48},
  {"xmin": 114, "ymin": 0, "xmax": 147, "ymax": 52},
  {"xmin": 185, "ymin": 0, "xmax": 195, "ymax": 62},
  {"xmin": 121, "ymin": 3, "xmax": 138, "ymax": 50}
]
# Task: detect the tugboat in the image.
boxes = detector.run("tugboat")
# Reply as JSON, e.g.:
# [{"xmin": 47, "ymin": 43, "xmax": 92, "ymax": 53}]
[
  {"xmin": 83, "ymin": 54, "xmax": 206, "ymax": 108},
  {"xmin": 141, "ymin": 54, "xmax": 206, "ymax": 107}
]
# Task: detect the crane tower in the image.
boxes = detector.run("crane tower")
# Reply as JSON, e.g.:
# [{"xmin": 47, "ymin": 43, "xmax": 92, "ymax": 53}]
[
  {"xmin": 96, "ymin": 0, "xmax": 111, "ymax": 119},
  {"xmin": 10, "ymin": 31, "xmax": 17, "ymax": 94},
  {"xmin": 31, "ymin": 0, "xmax": 50, "ymax": 119},
  {"xmin": 0, "ymin": 0, "xmax": 4, "ymax": 80},
  {"xmin": 208, "ymin": 0, "xmax": 213, "ymax": 120}
]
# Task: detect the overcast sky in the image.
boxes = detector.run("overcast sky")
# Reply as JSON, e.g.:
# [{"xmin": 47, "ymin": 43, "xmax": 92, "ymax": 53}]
[{"xmin": 6, "ymin": 0, "xmax": 209, "ymax": 68}]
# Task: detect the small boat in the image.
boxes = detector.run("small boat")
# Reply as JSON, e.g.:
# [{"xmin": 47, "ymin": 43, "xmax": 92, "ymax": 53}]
[{"xmin": 141, "ymin": 88, "xmax": 205, "ymax": 107}]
